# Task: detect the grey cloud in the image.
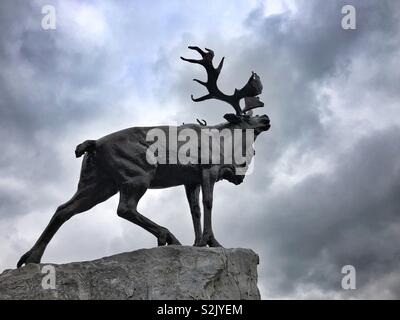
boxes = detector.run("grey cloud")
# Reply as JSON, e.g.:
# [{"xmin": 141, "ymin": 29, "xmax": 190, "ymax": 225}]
[{"xmin": 258, "ymin": 126, "xmax": 400, "ymax": 298}]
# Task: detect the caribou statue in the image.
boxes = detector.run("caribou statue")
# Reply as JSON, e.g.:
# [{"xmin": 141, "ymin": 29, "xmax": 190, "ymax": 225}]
[{"xmin": 17, "ymin": 46, "xmax": 270, "ymax": 267}]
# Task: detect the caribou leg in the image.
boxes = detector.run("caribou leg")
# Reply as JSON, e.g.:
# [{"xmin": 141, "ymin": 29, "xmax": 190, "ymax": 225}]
[
  {"xmin": 17, "ymin": 156, "xmax": 117, "ymax": 267},
  {"xmin": 198, "ymin": 167, "xmax": 222, "ymax": 247},
  {"xmin": 117, "ymin": 176, "xmax": 181, "ymax": 246},
  {"xmin": 184, "ymin": 184, "xmax": 202, "ymax": 246}
]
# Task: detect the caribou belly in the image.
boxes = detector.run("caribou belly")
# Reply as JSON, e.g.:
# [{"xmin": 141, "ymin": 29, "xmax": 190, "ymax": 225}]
[{"xmin": 149, "ymin": 164, "xmax": 202, "ymax": 188}]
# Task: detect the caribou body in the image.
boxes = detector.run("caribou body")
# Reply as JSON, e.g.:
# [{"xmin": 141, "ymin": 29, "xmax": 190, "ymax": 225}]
[{"xmin": 17, "ymin": 46, "xmax": 270, "ymax": 267}]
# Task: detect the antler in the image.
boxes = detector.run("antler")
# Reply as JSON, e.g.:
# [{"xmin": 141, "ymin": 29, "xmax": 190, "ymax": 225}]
[{"xmin": 181, "ymin": 46, "xmax": 264, "ymax": 116}]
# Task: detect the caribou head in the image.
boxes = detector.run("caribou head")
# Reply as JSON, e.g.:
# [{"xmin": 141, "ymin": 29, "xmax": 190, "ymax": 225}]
[{"xmin": 181, "ymin": 46, "xmax": 270, "ymax": 132}]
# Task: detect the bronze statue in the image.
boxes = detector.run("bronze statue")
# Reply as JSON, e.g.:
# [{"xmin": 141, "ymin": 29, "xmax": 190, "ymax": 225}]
[{"xmin": 17, "ymin": 46, "xmax": 270, "ymax": 267}]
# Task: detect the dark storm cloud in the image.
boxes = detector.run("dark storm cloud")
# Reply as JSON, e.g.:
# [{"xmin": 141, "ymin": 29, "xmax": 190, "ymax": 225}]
[
  {"xmin": 0, "ymin": 0, "xmax": 143, "ymax": 218},
  {"xmin": 244, "ymin": 1, "xmax": 399, "ymax": 298},
  {"xmin": 231, "ymin": 126, "xmax": 400, "ymax": 298},
  {"xmin": 0, "ymin": 1, "xmax": 104, "ymax": 218}
]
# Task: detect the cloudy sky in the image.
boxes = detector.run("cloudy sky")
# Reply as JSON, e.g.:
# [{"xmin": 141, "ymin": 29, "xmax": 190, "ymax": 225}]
[{"xmin": 1, "ymin": 0, "xmax": 399, "ymax": 299}]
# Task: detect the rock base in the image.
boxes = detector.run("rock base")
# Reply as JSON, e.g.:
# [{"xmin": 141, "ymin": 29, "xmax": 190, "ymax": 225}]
[{"xmin": 0, "ymin": 246, "xmax": 260, "ymax": 300}]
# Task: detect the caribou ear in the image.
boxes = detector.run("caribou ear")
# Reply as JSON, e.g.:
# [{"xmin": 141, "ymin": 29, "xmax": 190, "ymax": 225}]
[{"xmin": 223, "ymin": 113, "xmax": 241, "ymax": 124}]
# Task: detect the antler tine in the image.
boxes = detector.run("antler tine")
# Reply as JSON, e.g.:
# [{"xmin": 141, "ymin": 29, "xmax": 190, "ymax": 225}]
[
  {"xmin": 193, "ymin": 78, "xmax": 207, "ymax": 87},
  {"xmin": 216, "ymin": 57, "xmax": 224, "ymax": 75},
  {"xmin": 196, "ymin": 118, "xmax": 207, "ymax": 126},
  {"xmin": 204, "ymin": 48, "xmax": 215, "ymax": 58},
  {"xmin": 180, "ymin": 46, "xmax": 213, "ymax": 67},
  {"xmin": 180, "ymin": 56, "xmax": 202, "ymax": 64},
  {"xmin": 191, "ymin": 93, "xmax": 212, "ymax": 102},
  {"xmin": 188, "ymin": 46, "xmax": 207, "ymax": 57}
]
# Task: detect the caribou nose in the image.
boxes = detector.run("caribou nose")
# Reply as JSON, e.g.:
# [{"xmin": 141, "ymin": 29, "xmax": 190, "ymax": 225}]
[
  {"xmin": 260, "ymin": 115, "xmax": 270, "ymax": 130},
  {"xmin": 260, "ymin": 115, "xmax": 270, "ymax": 125}
]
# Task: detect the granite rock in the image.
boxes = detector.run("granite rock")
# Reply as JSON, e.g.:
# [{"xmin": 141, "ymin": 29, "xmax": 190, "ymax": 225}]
[{"xmin": 0, "ymin": 246, "xmax": 260, "ymax": 300}]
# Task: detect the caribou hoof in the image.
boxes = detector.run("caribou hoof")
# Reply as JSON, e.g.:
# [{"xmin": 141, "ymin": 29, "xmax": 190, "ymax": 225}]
[
  {"xmin": 198, "ymin": 233, "xmax": 223, "ymax": 247},
  {"xmin": 193, "ymin": 238, "xmax": 202, "ymax": 247},
  {"xmin": 17, "ymin": 250, "xmax": 41, "ymax": 268},
  {"xmin": 157, "ymin": 229, "xmax": 181, "ymax": 246}
]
